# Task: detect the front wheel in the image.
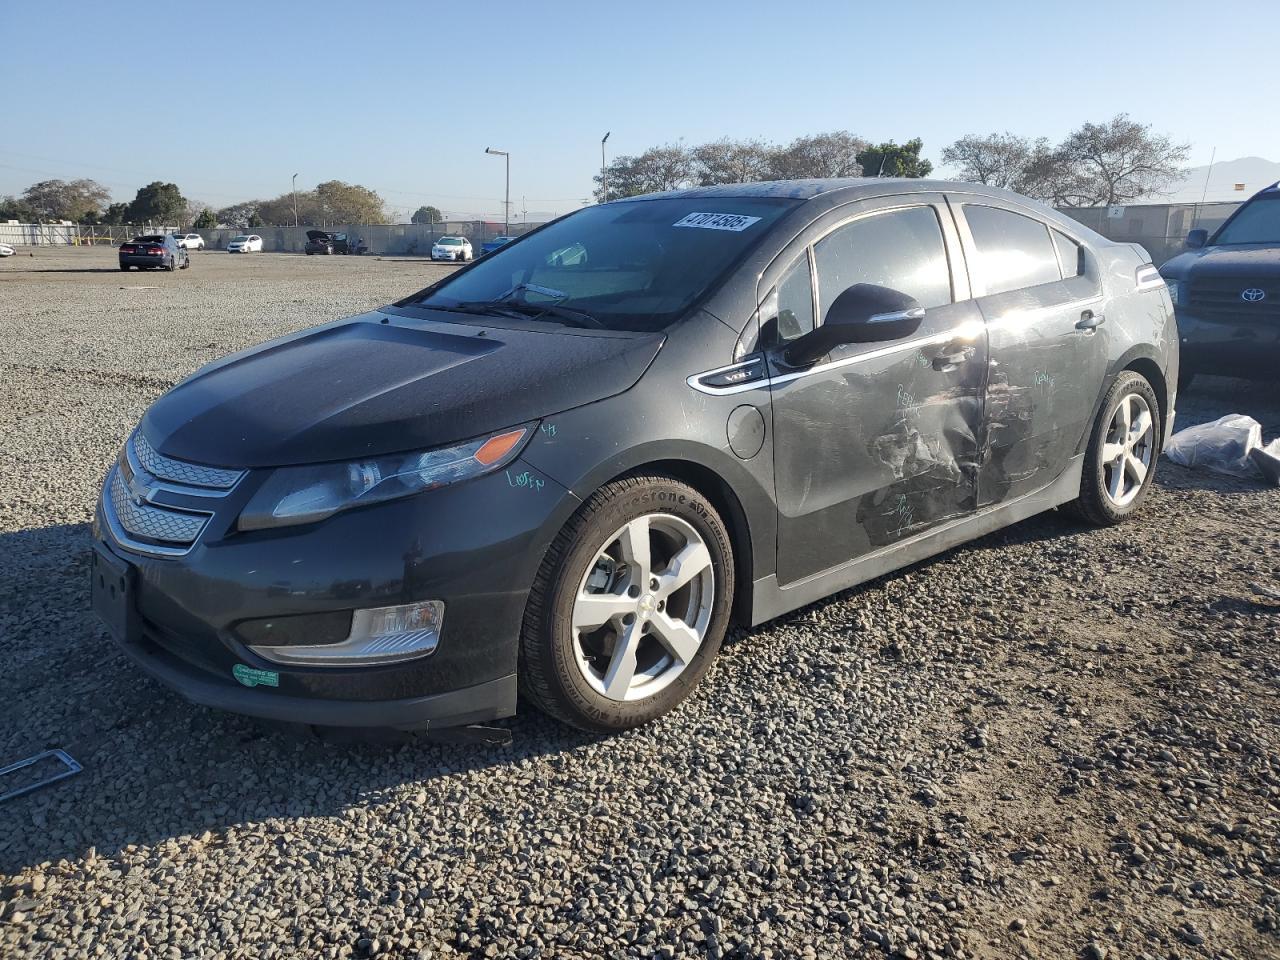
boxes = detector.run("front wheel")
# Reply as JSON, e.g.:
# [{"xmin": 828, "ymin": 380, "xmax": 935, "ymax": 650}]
[
  {"xmin": 519, "ymin": 476, "xmax": 734, "ymax": 732},
  {"xmin": 1068, "ymin": 371, "xmax": 1161, "ymax": 526}
]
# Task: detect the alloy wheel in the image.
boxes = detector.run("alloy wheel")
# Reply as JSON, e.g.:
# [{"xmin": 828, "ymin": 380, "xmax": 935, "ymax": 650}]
[
  {"xmin": 571, "ymin": 513, "xmax": 714, "ymax": 702},
  {"xmin": 1101, "ymin": 392, "xmax": 1155, "ymax": 507}
]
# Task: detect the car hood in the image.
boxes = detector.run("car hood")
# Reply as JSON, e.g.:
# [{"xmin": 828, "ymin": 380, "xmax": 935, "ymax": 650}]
[
  {"xmin": 305, "ymin": 230, "xmax": 332, "ymax": 241},
  {"xmin": 141, "ymin": 309, "xmax": 664, "ymax": 468},
  {"xmin": 1161, "ymin": 243, "xmax": 1280, "ymax": 280}
]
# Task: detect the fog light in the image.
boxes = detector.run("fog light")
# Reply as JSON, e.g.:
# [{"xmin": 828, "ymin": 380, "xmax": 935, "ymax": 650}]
[{"xmin": 248, "ymin": 600, "xmax": 444, "ymax": 667}]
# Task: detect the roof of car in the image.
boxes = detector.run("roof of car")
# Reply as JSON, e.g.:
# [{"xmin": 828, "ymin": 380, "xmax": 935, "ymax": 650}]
[{"xmin": 622, "ymin": 177, "xmax": 1026, "ymax": 205}]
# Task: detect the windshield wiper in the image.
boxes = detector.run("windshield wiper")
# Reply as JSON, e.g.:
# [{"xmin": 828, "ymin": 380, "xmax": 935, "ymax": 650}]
[{"xmin": 454, "ymin": 297, "xmax": 603, "ymax": 329}]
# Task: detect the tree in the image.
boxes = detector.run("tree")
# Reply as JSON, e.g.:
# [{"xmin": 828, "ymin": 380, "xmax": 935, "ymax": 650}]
[
  {"xmin": 100, "ymin": 202, "xmax": 130, "ymax": 225},
  {"xmin": 768, "ymin": 131, "xmax": 866, "ymax": 180},
  {"xmin": 1056, "ymin": 114, "xmax": 1189, "ymax": 206},
  {"xmin": 942, "ymin": 117, "xmax": 1189, "ymax": 207},
  {"xmin": 941, "ymin": 132, "xmax": 1038, "ymax": 189},
  {"xmin": 594, "ymin": 144, "xmax": 697, "ymax": 201},
  {"xmin": 193, "ymin": 207, "xmax": 217, "ymax": 229},
  {"xmin": 214, "ymin": 201, "xmax": 262, "ymax": 229},
  {"xmin": 856, "ymin": 139, "xmax": 933, "ymax": 178},
  {"xmin": 314, "ymin": 180, "xmax": 387, "ymax": 223},
  {"xmin": 0, "ymin": 195, "xmax": 39, "ymax": 221},
  {"xmin": 127, "ymin": 182, "xmax": 187, "ymax": 225},
  {"xmin": 411, "ymin": 205, "xmax": 444, "ymax": 224},
  {"xmin": 692, "ymin": 138, "xmax": 775, "ymax": 186},
  {"xmin": 20, "ymin": 178, "xmax": 110, "ymax": 221}
]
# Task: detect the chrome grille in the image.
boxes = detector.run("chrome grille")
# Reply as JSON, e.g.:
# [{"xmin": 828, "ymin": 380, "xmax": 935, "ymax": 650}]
[
  {"xmin": 107, "ymin": 468, "xmax": 210, "ymax": 545},
  {"xmin": 132, "ymin": 432, "xmax": 244, "ymax": 489}
]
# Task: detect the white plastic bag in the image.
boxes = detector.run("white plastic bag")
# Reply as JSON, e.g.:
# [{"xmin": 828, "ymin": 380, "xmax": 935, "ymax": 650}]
[{"xmin": 1164, "ymin": 414, "xmax": 1266, "ymax": 479}]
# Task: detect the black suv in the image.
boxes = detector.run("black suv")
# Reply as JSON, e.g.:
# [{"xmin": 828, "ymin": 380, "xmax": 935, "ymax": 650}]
[{"xmin": 1160, "ymin": 181, "xmax": 1280, "ymax": 387}]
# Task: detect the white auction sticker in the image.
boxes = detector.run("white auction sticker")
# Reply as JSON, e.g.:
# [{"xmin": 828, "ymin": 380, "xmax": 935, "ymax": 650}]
[{"xmin": 672, "ymin": 212, "xmax": 762, "ymax": 232}]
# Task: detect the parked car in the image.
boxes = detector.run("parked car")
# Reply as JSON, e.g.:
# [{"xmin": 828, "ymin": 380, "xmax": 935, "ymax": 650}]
[
  {"xmin": 1160, "ymin": 180, "xmax": 1280, "ymax": 388},
  {"xmin": 227, "ymin": 235, "xmax": 264, "ymax": 253},
  {"xmin": 0, "ymin": 242, "xmax": 14, "ymax": 257},
  {"xmin": 481, "ymin": 235, "xmax": 517, "ymax": 256},
  {"xmin": 119, "ymin": 234, "xmax": 189, "ymax": 272},
  {"xmin": 91, "ymin": 179, "xmax": 1176, "ymax": 736},
  {"xmin": 304, "ymin": 230, "xmax": 367, "ymax": 255},
  {"xmin": 175, "ymin": 233, "xmax": 205, "ymax": 250},
  {"xmin": 431, "ymin": 236, "xmax": 472, "ymax": 261}
]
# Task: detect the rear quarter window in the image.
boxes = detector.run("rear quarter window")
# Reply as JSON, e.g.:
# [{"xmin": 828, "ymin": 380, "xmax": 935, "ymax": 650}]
[{"xmin": 963, "ymin": 204, "xmax": 1063, "ymax": 295}]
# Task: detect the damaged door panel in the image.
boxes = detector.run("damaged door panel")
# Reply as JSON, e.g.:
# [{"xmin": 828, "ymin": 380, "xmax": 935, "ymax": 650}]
[
  {"xmin": 765, "ymin": 197, "xmax": 988, "ymax": 585},
  {"xmin": 951, "ymin": 201, "xmax": 1107, "ymax": 507}
]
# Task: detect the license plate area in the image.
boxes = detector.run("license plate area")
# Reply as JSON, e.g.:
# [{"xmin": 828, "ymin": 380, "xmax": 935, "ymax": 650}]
[{"xmin": 91, "ymin": 544, "xmax": 139, "ymax": 645}]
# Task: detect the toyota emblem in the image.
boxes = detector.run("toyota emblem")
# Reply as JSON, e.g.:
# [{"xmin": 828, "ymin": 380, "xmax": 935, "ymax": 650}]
[{"xmin": 1241, "ymin": 287, "xmax": 1266, "ymax": 302}]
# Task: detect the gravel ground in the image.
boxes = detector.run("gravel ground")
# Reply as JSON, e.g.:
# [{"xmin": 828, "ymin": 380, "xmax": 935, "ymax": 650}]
[{"xmin": 1, "ymin": 247, "xmax": 1278, "ymax": 960}]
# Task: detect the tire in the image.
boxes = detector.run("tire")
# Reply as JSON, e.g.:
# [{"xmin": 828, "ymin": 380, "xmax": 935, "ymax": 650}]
[
  {"xmin": 164, "ymin": 258, "xmax": 175, "ymax": 272},
  {"xmin": 119, "ymin": 264, "xmax": 130, "ymax": 271},
  {"xmin": 519, "ymin": 475, "xmax": 734, "ymax": 732},
  {"xmin": 1068, "ymin": 371, "xmax": 1161, "ymax": 527}
]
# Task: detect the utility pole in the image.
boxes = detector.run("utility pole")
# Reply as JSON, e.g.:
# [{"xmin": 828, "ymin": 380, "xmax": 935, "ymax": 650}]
[
  {"xmin": 485, "ymin": 147, "xmax": 510, "ymax": 235},
  {"xmin": 601, "ymin": 131, "xmax": 611, "ymax": 201},
  {"xmin": 291, "ymin": 173, "xmax": 299, "ymax": 227}
]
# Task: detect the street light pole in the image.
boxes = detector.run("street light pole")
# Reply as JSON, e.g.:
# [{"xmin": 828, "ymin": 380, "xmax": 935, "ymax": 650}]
[
  {"xmin": 601, "ymin": 132, "xmax": 611, "ymax": 202},
  {"xmin": 291, "ymin": 173, "xmax": 299, "ymax": 227},
  {"xmin": 485, "ymin": 147, "xmax": 510, "ymax": 235}
]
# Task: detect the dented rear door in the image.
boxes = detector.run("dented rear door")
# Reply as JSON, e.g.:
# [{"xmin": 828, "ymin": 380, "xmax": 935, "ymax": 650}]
[
  {"xmin": 766, "ymin": 195, "xmax": 988, "ymax": 586},
  {"xmin": 949, "ymin": 199, "xmax": 1107, "ymax": 507}
]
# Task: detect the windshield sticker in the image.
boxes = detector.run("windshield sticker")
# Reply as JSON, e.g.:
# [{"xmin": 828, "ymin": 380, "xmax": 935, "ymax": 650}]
[{"xmin": 672, "ymin": 212, "xmax": 763, "ymax": 232}]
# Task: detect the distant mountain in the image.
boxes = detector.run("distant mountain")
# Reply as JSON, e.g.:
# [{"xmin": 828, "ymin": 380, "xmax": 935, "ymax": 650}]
[{"xmin": 1150, "ymin": 156, "xmax": 1280, "ymax": 203}]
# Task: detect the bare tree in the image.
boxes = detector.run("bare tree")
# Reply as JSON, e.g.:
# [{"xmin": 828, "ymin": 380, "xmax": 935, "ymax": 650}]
[
  {"xmin": 593, "ymin": 144, "xmax": 696, "ymax": 201},
  {"xmin": 1056, "ymin": 114, "xmax": 1189, "ymax": 205},
  {"xmin": 768, "ymin": 131, "xmax": 866, "ymax": 180},
  {"xmin": 692, "ymin": 138, "xmax": 774, "ymax": 186},
  {"xmin": 941, "ymin": 133, "xmax": 1039, "ymax": 189},
  {"xmin": 21, "ymin": 178, "xmax": 111, "ymax": 222}
]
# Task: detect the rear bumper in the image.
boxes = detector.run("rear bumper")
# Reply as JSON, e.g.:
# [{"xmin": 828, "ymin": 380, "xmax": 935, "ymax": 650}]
[{"xmin": 120, "ymin": 255, "xmax": 166, "ymax": 267}]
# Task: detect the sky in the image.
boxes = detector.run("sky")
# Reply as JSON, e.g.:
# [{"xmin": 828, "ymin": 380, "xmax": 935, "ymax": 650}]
[{"xmin": 2, "ymin": 0, "xmax": 1277, "ymax": 221}]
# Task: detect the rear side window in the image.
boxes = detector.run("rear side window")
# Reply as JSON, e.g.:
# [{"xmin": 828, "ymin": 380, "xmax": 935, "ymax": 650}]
[
  {"xmin": 963, "ymin": 205, "xmax": 1062, "ymax": 295},
  {"xmin": 1052, "ymin": 229, "xmax": 1082, "ymax": 278},
  {"xmin": 813, "ymin": 206, "xmax": 952, "ymax": 320}
]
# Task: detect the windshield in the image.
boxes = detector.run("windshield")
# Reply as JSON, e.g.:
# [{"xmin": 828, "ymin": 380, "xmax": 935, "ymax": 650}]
[
  {"xmin": 411, "ymin": 197, "xmax": 798, "ymax": 331},
  {"xmin": 1214, "ymin": 195, "xmax": 1280, "ymax": 245},
  {"xmin": 231, "ymin": 236, "xmax": 250, "ymax": 242},
  {"xmin": 437, "ymin": 237, "xmax": 463, "ymax": 246}
]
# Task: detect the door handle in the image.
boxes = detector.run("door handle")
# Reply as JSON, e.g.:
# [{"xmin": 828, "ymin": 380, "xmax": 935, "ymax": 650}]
[
  {"xmin": 1076, "ymin": 310, "xmax": 1105, "ymax": 332},
  {"xmin": 932, "ymin": 344, "xmax": 974, "ymax": 373}
]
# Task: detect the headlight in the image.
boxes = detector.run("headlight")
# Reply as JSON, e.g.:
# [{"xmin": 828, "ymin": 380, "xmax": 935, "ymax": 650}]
[{"xmin": 238, "ymin": 425, "xmax": 532, "ymax": 530}]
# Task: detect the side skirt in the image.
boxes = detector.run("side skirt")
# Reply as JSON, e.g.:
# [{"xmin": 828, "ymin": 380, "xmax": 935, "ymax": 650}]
[{"xmin": 748, "ymin": 455, "xmax": 1083, "ymax": 626}]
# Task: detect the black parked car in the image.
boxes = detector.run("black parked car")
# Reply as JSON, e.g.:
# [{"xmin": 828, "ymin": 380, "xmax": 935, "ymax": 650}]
[
  {"xmin": 119, "ymin": 234, "xmax": 188, "ymax": 272},
  {"xmin": 91, "ymin": 180, "xmax": 1177, "ymax": 734},
  {"xmin": 1160, "ymin": 181, "xmax": 1280, "ymax": 388},
  {"xmin": 305, "ymin": 230, "xmax": 365, "ymax": 255}
]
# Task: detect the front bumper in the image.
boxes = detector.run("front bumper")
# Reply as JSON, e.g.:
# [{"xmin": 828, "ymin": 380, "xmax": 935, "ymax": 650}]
[
  {"xmin": 91, "ymin": 456, "xmax": 572, "ymax": 729},
  {"xmin": 1174, "ymin": 307, "xmax": 1280, "ymax": 378}
]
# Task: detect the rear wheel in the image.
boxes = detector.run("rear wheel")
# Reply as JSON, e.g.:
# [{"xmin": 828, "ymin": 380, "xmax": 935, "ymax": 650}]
[
  {"xmin": 119, "ymin": 264, "xmax": 130, "ymax": 271},
  {"xmin": 1069, "ymin": 371, "xmax": 1161, "ymax": 526},
  {"xmin": 520, "ymin": 475, "xmax": 734, "ymax": 732}
]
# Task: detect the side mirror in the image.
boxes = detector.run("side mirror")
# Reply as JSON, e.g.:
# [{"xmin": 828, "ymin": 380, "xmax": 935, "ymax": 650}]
[
  {"xmin": 785, "ymin": 283, "xmax": 925, "ymax": 366},
  {"xmin": 1186, "ymin": 228, "xmax": 1208, "ymax": 249}
]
